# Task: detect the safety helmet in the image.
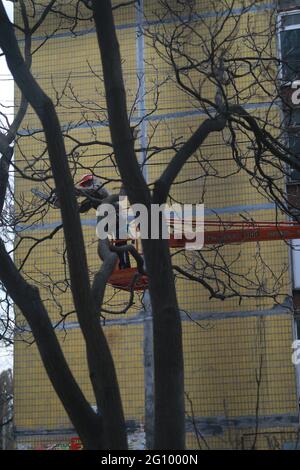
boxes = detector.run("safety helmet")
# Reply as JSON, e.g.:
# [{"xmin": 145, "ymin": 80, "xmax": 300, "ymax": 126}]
[{"xmin": 75, "ymin": 174, "xmax": 104, "ymax": 192}]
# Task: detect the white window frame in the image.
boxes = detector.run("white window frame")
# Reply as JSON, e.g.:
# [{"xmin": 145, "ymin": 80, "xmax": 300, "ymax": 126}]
[{"xmin": 277, "ymin": 10, "xmax": 300, "ymax": 82}]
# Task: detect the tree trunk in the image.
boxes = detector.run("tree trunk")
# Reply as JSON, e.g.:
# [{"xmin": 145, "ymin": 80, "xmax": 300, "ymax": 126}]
[
  {"xmin": 0, "ymin": 240, "xmax": 104, "ymax": 449},
  {"xmin": 143, "ymin": 239, "xmax": 185, "ymax": 449},
  {"xmin": 92, "ymin": 0, "xmax": 185, "ymax": 449}
]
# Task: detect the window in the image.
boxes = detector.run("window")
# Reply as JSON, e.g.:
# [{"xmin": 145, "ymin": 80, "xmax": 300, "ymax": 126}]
[
  {"xmin": 278, "ymin": 0, "xmax": 300, "ymax": 10},
  {"xmin": 279, "ymin": 11, "xmax": 300, "ymax": 81},
  {"xmin": 288, "ymin": 131, "xmax": 300, "ymax": 154}
]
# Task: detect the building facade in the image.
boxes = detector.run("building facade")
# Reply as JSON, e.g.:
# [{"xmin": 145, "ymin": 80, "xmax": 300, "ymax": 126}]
[{"xmin": 12, "ymin": 0, "xmax": 300, "ymax": 449}]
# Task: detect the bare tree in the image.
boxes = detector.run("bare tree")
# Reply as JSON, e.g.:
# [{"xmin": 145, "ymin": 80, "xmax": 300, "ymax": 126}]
[{"xmin": 0, "ymin": 0, "xmax": 298, "ymax": 450}]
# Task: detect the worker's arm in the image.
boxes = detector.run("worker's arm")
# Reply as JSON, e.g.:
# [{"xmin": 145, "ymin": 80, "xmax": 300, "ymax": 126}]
[
  {"xmin": 48, "ymin": 187, "xmax": 83, "ymax": 209},
  {"xmin": 79, "ymin": 198, "xmax": 93, "ymax": 213}
]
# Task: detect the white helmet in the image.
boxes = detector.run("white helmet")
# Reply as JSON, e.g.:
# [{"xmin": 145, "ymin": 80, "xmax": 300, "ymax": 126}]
[
  {"xmin": 75, "ymin": 174, "xmax": 111, "ymax": 204},
  {"xmin": 75, "ymin": 174, "xmax": 103, "ymax": 191}
]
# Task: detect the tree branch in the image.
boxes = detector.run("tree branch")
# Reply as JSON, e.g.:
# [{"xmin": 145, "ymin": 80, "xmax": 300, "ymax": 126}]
[
  {"xmin": 92, "ymin": 0, "xmax": 150, "ymax": 208},
  {"xmin": 0, "ymin": 238, "xmax": 103, "ymax": 449},
  {"xmin": 0, "ymin": 146, "xmax": 13, "ymax": 216},
  {"xmin": 92, "ymin": 239, "xmax": 118, "ymax": 312},
  {"xmin": 154, "ymin": 117, "xmax": 227, "ymax": 203}
]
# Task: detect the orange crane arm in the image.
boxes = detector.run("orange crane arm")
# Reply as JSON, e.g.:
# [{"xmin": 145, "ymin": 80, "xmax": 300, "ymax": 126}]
[{"xmin": 168, "ymin": 221, "xmax": 300, "ymax": 248}]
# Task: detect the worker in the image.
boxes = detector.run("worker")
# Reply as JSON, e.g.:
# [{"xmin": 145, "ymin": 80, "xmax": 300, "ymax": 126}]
[{"xmin": 45, "ymin": 174, "xmax": 130, "ymax": 269}]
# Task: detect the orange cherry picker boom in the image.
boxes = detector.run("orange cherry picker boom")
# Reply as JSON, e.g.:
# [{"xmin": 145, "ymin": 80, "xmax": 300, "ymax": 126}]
[{"xmin": 108, "ymin": 219, "xmax": 300, "ymax": 291}]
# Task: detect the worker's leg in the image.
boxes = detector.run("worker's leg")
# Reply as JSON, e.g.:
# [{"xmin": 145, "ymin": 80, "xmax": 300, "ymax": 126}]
[{"xmin": 115, "ymin": 241, "xmax": 131, "ymax": 269}]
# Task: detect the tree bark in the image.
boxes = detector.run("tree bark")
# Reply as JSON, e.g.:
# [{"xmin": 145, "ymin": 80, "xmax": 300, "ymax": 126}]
[
  {"xmin": 0, "ymin": 240, "xmax": 104, "ymax": 449},
  {"xmin": 92, "ymin": 0, "xmax": 185, "ymax": 449},
  {"xmin": 142, "ymin": 238, "xmax": 185, "ymax": 449}
]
